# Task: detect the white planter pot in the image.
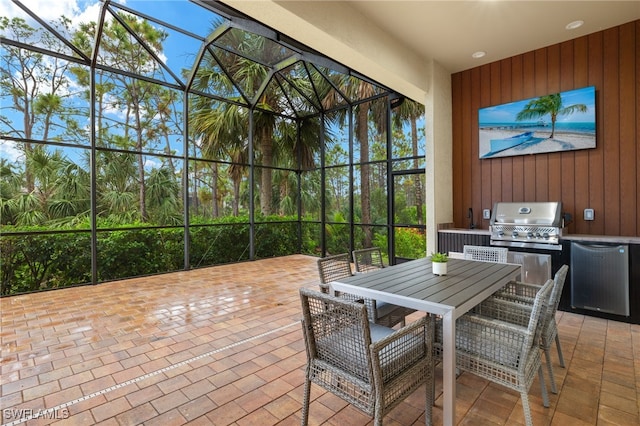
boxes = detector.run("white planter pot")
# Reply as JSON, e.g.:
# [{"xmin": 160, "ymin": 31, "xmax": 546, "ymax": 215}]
[{"xmin": 433, "ymin": 262, "xmax": 448, "ymax": 276}]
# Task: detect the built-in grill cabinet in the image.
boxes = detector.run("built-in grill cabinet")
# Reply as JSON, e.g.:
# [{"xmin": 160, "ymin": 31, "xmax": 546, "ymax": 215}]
[{"xmin": 490, "ymin": 202, "xmax": 565, "ymax": 251}]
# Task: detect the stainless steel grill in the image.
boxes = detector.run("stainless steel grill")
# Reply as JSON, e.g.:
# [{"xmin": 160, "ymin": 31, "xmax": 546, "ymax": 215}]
[{"xmin": 490, "ymin": 202, "xmax": 564, "ymax": 251}]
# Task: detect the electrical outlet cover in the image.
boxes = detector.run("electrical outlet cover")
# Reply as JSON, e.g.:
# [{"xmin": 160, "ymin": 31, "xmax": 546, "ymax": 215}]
[
  {"xmin": 584, "ymin": 208, "xmax": 594, "ymax": 221},
  {"xmin": 483, "ymin": 209, "xmax": 491, "ymax": 219}
]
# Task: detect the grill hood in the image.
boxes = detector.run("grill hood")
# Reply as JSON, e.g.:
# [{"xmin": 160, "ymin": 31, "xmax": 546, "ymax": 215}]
[
  {"xmin": 490, "ymin": 202, "xmax": 563, "ymax": 227},
  {"xmin": 489, "ymin": 202, "xmax": 564, "ymax": 250}
]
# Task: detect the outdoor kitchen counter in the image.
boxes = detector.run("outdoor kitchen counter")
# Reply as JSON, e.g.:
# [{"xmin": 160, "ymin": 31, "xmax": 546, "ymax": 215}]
[
  {"xmin": 438, "ymin": 228, "xmax": 640, "ymax": 244},
  {"xmin": 562, "ymin": 234, "xmax": 640, "ymax": 244},
  {"xmin": 437, "ymin": 229, "xmax": 491, "ymax": 255},
  {"xmin": 438, "ymin": 228, "xmax": 490, "ymax": 235},
  {"xmin": 438, "ymin": 228, "xmax": 640, "ymax": 324}
]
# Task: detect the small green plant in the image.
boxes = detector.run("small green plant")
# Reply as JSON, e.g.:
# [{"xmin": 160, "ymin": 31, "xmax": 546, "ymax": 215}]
[{"xmin": 430, "ymin": 252, "xmax": 449, "ymax": 263}]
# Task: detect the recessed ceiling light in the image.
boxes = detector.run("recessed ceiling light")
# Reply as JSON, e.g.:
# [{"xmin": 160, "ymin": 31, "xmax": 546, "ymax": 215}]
[
  {"xmin": 566, "ymin": 20, "xmax": 584, "ymax": 30},
  {"xmin": 472, "ymin": 51, "xmax": 486, "ymax": 59}
]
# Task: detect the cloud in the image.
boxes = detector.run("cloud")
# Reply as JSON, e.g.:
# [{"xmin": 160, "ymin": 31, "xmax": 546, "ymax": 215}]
[
  {"xmin": 0, "ymin": 0, "xmax": 113, "ymax": 31},
  {"xmin": 1, "ymin": 0, "xmax": 80, "ymax": 26},
  {"xmin": 144, "ymin": 156, "xmax": 161, "ymax": 171},
  {"xmin": 28, "ymin": 0, "xmax": 81, "ymax": 22},
  {"xmin": 0, "ymin": 140, "xmax": 23, "ymax": 163}
]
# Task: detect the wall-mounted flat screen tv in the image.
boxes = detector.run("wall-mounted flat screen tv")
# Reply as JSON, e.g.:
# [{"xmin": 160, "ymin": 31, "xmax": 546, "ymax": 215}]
[{"xmin": 478, "ymin": 86, "xmax": 596, "ymax": 159}]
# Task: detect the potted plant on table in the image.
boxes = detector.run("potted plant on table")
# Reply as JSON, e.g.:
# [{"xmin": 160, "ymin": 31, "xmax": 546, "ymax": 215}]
[{"xmin": 431, "ymin": 252, "xmax": 449, "ymax": 276}]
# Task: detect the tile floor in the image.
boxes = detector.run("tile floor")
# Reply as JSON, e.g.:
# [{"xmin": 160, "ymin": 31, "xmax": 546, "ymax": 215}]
[{"xmin": 1, "ymin": 254, "xmax": 639, "ymax": 425}]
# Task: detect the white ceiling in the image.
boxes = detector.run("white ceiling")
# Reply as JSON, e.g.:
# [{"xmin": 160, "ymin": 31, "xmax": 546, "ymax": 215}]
[{"xmin": 345, "ymin": 0, "xmax": 640, "ymax": 73}]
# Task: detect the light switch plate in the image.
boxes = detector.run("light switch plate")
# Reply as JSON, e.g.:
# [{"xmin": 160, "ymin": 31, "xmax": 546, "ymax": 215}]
[
  {"xmin": 483, "ymin": 209, "xmax": 491, "ymax": 219},
  {"xmin": 584, "ymin": 208, "xmax": 594, "ymax": 221}
]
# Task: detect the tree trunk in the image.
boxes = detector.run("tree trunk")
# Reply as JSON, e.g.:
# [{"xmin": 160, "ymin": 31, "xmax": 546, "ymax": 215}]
[
  {"xmin": 192, "ymin": 161, "xmax": 199, "ymax": 214},
  {"xmin": 210, "ymin": 162, "xmax": 219, "ymax": 218},
  {"xmin": 411, "ymin": 116, "xmax": 424, "ymax": 225},
  {"xmin": 233, "ymin": 177, "xmax": 240, "ymax": 217},
  {"xmin": 22, "ymin": 87, "xmax": 35, "ymax": 193},
  {"xmin": 133, "ymin": 100, "xmax": 147, "ymax": 222},
  {"xmin": 259, "ymin": 125, "xmax": 273, "ymax": 216},
  {"xmin": 357, "ymin": 104, "xmax": 372, "ymax": 247}
]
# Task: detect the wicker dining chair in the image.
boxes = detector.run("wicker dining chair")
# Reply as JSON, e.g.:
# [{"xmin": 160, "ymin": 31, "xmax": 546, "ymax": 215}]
[
  {"xmin": 434, "ymin": 278, "xmax": 554, "ymax": 426},
  {"xmin": 299, "ymin": 288, "xmax": 435, "ymax": 426},
  {"xmin": 317, "ymin": 253, "xmax": 408, "ymax": 328},
  {"xmin": 317, "ymin": 253, "xmax": 354, "ymax": 294},
  {"xmin": 352, "ymin": 247, "xmax": 416, "ymax": 325},
  {"xmin": 352, "ymin": 247, "xmax": 386, "ymax": 273},
  {"xmin": 477, "ymin": 264, "xmax": 570, "ymax": 393},
  {"xmin": 463, "ymin": 245, "xmax": 509, "ymax": 263}
]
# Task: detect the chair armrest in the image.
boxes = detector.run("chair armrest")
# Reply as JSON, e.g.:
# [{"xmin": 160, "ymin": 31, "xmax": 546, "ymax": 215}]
[
  {"xmin": 323, "ymin": 286, "xmax": 378, "ymax": 322},
  {"xmin": 471, "ymin": 298, "xmax": 533, "ymax": 327},
  {"xmin": 495, "ymin": 280, "xmax": 542, "ymax": 301},
  {"xmin": 434, "ymin": 313, "xmax": 533, "ymax": 367},
  {"xmin": 459, "ymin": 313, "xmax": 530, "ymax": 337},
  {"xmin": 370, "ymin": 316, "xmax": 432, "ymax": 381},
  {"xmin": 371, "ymin": 315, "xmax": 431, "ymax": 351},
  {"xmin": 454, "ymin": 313, "xmax": 533, "ymax": 368},
  {"xmin": 435, "ymin": 312, "xmax": 528, "ymax": 341}
]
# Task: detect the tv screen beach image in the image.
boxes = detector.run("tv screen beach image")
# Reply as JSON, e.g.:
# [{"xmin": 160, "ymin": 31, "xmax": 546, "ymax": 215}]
[{"xmin": 478, "ymin": 86, "xmax": 596, "ymax": 159}]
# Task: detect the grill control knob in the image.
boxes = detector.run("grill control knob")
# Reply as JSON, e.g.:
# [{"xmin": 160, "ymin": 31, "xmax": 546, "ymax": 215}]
[
  {"xmin": 527, "ymin": 232, "xmax": 534, "ymax": 239},
  {"xmin": 512, "ymin": 231, "xmax": 519, "ymax": 238},
  {"xmin": 535, "ymin": 232, "xmax": 542, "ymax": 238},
  {"xmin": 542, "ymin": 232, "xmax": 550, "ymax": 239},
  {"xmin": 498, "ymin": 231, "xmax": 505, "ymax": 237}
]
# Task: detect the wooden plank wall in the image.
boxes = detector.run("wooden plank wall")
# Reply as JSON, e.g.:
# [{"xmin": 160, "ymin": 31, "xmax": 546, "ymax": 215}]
[{"xmin": 451, "ymin": 20, "xmax": 639, "ymax": 237}]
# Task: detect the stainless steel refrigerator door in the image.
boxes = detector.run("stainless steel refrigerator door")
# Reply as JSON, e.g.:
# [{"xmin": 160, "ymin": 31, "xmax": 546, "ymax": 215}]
[{"xmin": 571, "ymin": 242, "xmax": 629, "ymax": 316}]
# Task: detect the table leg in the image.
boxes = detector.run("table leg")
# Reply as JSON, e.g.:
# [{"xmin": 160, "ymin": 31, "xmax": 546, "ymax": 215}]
[{"xmin": 442, "ymin": 310, "xmax": 456, "ymax": 426}]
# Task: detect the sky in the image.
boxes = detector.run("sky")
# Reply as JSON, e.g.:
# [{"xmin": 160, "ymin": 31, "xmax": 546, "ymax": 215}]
[
  {"xmin": 478, "ymin": 86, "xmax": 596, "ymax": 125},
  {"xmin": 1, "ymin": 0, "xmax": 220, "ymax": 164},
  {"xmin": 1, "ymin": 1, "xmax": 425, "ymax": 166},
  {"xmin": 1, "ymin": 0, "xmax": 217, "ymax": 74}
]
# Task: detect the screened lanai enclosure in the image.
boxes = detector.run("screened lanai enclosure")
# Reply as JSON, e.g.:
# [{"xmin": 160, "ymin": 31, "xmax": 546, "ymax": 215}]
[{"xmin": 0, "ymin": 0, "xmax": 426, "ymax": 296}]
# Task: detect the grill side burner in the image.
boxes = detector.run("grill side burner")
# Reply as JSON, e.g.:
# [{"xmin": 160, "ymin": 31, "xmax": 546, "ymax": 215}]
[{"xmin": 490, "ymin": 202, "xmax": 564, "ymax": 251}]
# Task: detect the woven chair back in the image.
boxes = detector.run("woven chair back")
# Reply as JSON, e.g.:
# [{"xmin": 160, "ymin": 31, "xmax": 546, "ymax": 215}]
[
  {"xmin": 317, "ymin": 253, "xmax": 353, "ymax": 294},
  {"xmin": 549, "ymin": 265, "xmax": 569, "ymax": 314},
  {"xmin": 528, "ymin": 278, "xmax": 555, "ymax": 351},
  {"xmin": 352, "ymin": 247, "xmax": 385, "ymax": 273},
  {"xmin": 299, "ymin": 288, "xmax": 372, "ymax": 382},
  {"xmin": 463, "ymin": 245, "xmax": 508, "ymax": 263},
  {"xmin": 538, "ymin": 265, "xmax": 569, "ymax": 332},
  {"xmin": 317, "ymin": 253, "xmax": 353, "ymax": 284}
]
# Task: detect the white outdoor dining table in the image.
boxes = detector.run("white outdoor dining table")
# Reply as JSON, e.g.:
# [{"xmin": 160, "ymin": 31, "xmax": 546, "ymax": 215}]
[{"xmin": 329, "ymin": 256, "xmax": 521, "ymax": 426}]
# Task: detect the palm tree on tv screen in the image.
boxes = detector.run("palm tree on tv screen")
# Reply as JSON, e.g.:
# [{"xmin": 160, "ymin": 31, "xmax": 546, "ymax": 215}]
[{"xmin": 516, "ymin": 93, "xmax": 587, "ymax": 139}]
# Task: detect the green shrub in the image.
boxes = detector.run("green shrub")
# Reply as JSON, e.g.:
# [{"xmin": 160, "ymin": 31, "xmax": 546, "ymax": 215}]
[
  {"xmin": 97, "ymin": 228, "xmax": 183, "ymax": 281},
  {"xmin": 0, "ymin": 231, "xmax": 92, "ymax": 295},
  {"xmin": 0, "ymin": 216, "xmax": 426, "ymax": 296}
]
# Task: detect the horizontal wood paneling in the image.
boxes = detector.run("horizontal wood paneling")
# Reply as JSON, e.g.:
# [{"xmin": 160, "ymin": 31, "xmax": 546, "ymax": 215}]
[{"xmin": 452, "ymin": 20, "xmax": 639, "ymax": 237}]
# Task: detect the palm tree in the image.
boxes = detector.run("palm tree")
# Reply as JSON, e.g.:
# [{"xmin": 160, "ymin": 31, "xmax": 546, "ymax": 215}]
[
  {"xmin": 47, "ymin": 160, "xmax": 91, "ymax": 227},
  {"xmin": 147, "ymin": 89, "xmax": 181, "ymax": 176},
  {"xmin": 189, "ymin": 93, "xmax": 249, "ymax": 216},
  {"xmin": 146, "ymin": 166, "xmax": 181, "ymax": 225},
  {"xmin": 190, "ymin": 32, "xmax": 323, "ymax": 217},
  {"xmin": 93, "ymin": 14, "xmax": 169, "ymax": 222},
  {"xmin": 394, "ymin": 100, "xmax": 425, "ymax": 225},
  {"xmin": 93, "ymin": 150, "xmax": 138, "ymax": 224},
  {"xmin": 516, "ymin": 93, "xmax": 587, "ymax": 139},
  {"xmin": 321, "ymin": 75, "xmax": 386, "ymax": 248},
  {"xmin": 70, "ymin": 21, "xmax": 116, "ymax": 145},
  {"xmin": 0, "ymin": 159, "xmax": 22, "ymax": 225},
  {"xmin": 189, "ymin": 31, "xmax": 279, "ymax": 216},
  {"xmin": 273, "ymin": 114, "xmax": 323, "ymax": 216}
]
